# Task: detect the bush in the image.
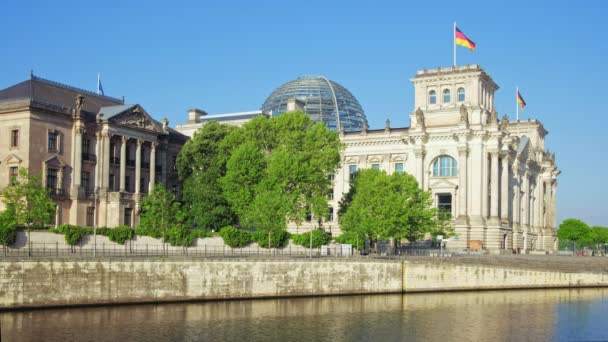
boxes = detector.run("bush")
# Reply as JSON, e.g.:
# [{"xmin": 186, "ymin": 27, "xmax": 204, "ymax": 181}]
[
  {"xmin": 335, "ymin": 231, "xmax": 365, "ymax": 250},
  {"xmin": 0, "ymin": 210, "xmax": 17, "ymax": 246},
  {"xmin": 291, "ymin": 229, "xmax": 331, "ymax": 249},
  {"xmin": 53, "ymin": 224, "xmax": 92, "ymax": 246},
  {"xmin": 104, "ymin": 226, "xmax": 134, "ymax": 244},
  {"xmin": 219, "ymin": 226, "xmax": 253, "ymax": 248},
  {"xmin": 253, "ymin": 230, "xmax": 290, "ymax": 249}
]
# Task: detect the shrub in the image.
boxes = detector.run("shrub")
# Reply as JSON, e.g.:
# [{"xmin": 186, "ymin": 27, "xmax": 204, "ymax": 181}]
[
  {"xmin": 103, "ymin": 226, "xmax": 134, "ymax": 244},
  {"xmin": 334, "ymin": 231, "xmax": 365, "ymax": 250},
  {"xmin": 53, "ymin": 224, "xmax": 92, "ymax": 246},
  {"xmin": 0, "ymin": 210, "xmax": 17, "ymax": 246},
  {"xmin": 291, "ymin": 229, "xmax": 331, "ymax": 249},
  {"xmin": 253, "ymin": 230, "xmax": 290, "ymax": 249},
  {"xmin": 219, "ymin": 226, "xmax": 253, "ymax": 248}
]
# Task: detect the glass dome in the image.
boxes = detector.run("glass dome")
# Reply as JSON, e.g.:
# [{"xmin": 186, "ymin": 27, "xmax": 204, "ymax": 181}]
[{"xmin": 261, "ymin": 76, "xmax": 367, "ymax": 132}]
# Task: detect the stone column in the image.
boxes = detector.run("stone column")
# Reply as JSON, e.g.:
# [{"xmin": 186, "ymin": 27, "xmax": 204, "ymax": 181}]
[
  {"xmin": 457, "ymin": 146, "xmax": 468, "ymax": 221},
  {"xmin": 489, "ymin": 151, "xmax": 500, "ymax": 221},
  {"xmin": 119, "ymin": 136, "xmax": 127, "ymax": 192},
  {"xmin": 73, "ymin": 127, "xmax": 84, "ymax": 190},
  {"xmin": 57, "ymin": 166, "xmax": 64, "ymax": 194},
  {"xmin": 512, "ymin": 165, "xmax": 521, "ymax": 251},
  {"xmin": 160, "ymin": 146, "xmax": 168, "ymax": 184},
  {"xmin": 543, "ymin": 180, "xmax": 551, "ymax": 229},
  {"xmin": 95, "ymin": 132, "xmax": 102, "ymax": 191},
  {"xmin": 414, "ymin": 148, "xmax": 425, "ymax": 189},
  {"xmin": 522, "ymin": 173, "xmax": 530, "ymax": 252},
  {"xmin": 135, "ymin": 139, "xmax": 142, "ymax": 194},
  {"xmin": 500, "ymin": 154, "xmax": 510, "ymax": 224},
  {"xmin": 149, "ymin": 142, "xmax": 157, "ymax": 192},
  {"xmin": 102, "ymin": 132, "xmax": 111, "ymax": 190}
]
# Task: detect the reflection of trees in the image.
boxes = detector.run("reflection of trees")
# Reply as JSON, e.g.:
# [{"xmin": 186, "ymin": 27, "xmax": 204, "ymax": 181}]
[{"xmin": 1, "ymin": 289, "xmax": 607, "ymax": 341}]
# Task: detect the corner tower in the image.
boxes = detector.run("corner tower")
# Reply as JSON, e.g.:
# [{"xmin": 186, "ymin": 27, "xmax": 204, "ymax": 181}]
[{"xmin": 410, "ymin": 65, "xmax": 499, "ymax": 128}]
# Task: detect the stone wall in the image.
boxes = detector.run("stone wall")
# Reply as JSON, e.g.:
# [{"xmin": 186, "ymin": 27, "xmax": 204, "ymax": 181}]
[{"xmin": 1, "ymin": 257, "xmax": 607, "ymax": 309}]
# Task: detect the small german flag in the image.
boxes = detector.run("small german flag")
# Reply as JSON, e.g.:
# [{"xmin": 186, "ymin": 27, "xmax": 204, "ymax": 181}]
[
  {"xmin": 455, "ymin": 27, "xmax": 476, "ymax": 51},
  {"xmin": 517, "ymin": 91, "xmax": 526, "ymax": 110}
]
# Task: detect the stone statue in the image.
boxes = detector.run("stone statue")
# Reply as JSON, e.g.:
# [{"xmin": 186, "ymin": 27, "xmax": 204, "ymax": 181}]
[
  {"xmin": 339, "ymin": 123, "xmax": 345, "ymax": 134},
  {"xmin": 415, "ymin": 107, "xmax": 425, "ymax": 129},
  {"xmin": 362, "ymin": 120, "xmax": 368, "ymax": 132},
  {"xmin": 500, "ymin": 114, "xmax": 509, "ymax": 130},
  {"xmin": 75, "ymin": 94, "xmax": 85, "ymax": 117},
  {"xmin": 489, "ymin": 108, "xmax": 498, "ymax": 124},
  {"xmin": 385, "ymin": 118, "xmax": 391, "ymax": 130},
  {"xmin": 162, "ymin": 117, "xmax": 169, "ymax": 131},
  {"xmin": 459, "ymin": 104, "xmax": 469, "ymax": 126}
]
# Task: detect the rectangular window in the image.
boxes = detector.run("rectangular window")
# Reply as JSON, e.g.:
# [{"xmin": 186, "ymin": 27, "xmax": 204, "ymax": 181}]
[
  {"xmin": 140, "ymin": 177, "xmax": 146, "ymax": 193},
  {"xmin": 48, "ymin": 131, "xmax": 58, "ymax": 152},
  {"xmin": 172, "ymin": 156, "xmax": 177, "ymax": 171},
  {"xmin": 82, "ymin": 138, "xmax": 90, "ymax": 155},
  {"xmin": 82, "ymin": 171, "xmax": 90, "ymax": 192},
  {"xmin": 371, "ymin": 163, "xmax": 380, "ymax": 170},
  {"xmin": 327, "ymin": 207, "xmax": 334, "ymax": 222},
  {"xmin": 124, "ymin": 208, "xmax": 132, "ymax": 227},
  {"xmin": 9, "ymin": 166, "xmax": 18, "ymax": 185},
  {"xmin": 109, "ymin": 174, "xmax": 115, "ymax": 191},
  {"xmin": 349, "ymin": 165, "xmax": 357, "ymax": 181},
  {"xmin": 86, "ymin": 207, "xmax": 95, "ymax": 227},
  {"xmin": 437, "ymin": 194, "xmax": 452, "ymax": 219},
  {"xmin": 327, "ymin": 188, "xmax": 334, "ymax": 200},
  {"xmin": 46, "ymin": 168, "xmax": 57, "ymax": 191},
  {"xmin": 125, "ymin": 176, "xmax": 130, "ymax": 192},
  {"xmin": 327, "ymin": 174, "xmax": 335, "ymax": 182},
  {"xmin": 11, "ymin": 129, "xmax": 19, "ymax": 148},
  {"xmin": 395, "ymin": 163, "xmax": 404, "ymax": 174}
]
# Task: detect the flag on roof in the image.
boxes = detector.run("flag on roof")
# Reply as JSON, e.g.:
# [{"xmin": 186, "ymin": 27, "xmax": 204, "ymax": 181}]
[
  {"xmin": 97, "ymin": 74, "xmax": 104, "ymax": 96},
  {"xmin": 455, "ymin": 27, "xmax": 476, "ymax": 52},
  {"xmin": 517, "ymin": 90, "xmax": 526, "ymax": 110}
]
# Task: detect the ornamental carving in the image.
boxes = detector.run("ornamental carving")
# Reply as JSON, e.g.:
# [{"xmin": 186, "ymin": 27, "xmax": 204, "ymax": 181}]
[
  {"xmin": 500, "ymin": 114, "xmax": 509, "ymax": 131},
  {"xmin": 111, "ymin": 107, "xmax": 163, "ymax": 132},
  {"xmin": 459, "ymin": 104, "xmax": 469, "ymax": 127},
  {"xmin": 415, "ymin": 107, "xmax": 425, "ymax": 129}
]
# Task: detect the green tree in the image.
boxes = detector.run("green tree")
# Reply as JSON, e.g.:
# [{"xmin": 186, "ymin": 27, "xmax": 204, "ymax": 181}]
[
  {"xmin": 138, "ymin": 183, "xmax": 184, "ymax": 253},
  {"xmin": 2, "ymin": 168, "xmax": 56, "ymax": 255},
  {"xmin": 340, "ymin": 169, "xmax": 438, "ymax": 250},
  {"xmin": 177, "ymin": 121, "xmax": 237, "ymax": 231},
  {"xmin": 0, "ymin": 209, "xmax": 18, "ymax": 248},
  {"xmin": 557, "ymin": 218, "xmax": 592, "ymax": 252},
  {"xmin": 590, "ymin": 226, "xmax": 608, "ymax": 254},
  {"xmin": 221, "ymin": 112, "xmax": 342, "ymax": 233}
]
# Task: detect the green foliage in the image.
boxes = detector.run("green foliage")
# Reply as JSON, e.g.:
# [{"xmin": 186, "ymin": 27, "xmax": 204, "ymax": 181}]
[
  {"xmin": 291, "ymin": 229, "xmax": 331, "ymax": 248},
  {"xmin": 177, "ymin": 121, "xmax": 237, "ymax": 230},
  {"xmin": 221, "ymin": 112, "xmax": 343, "ymax": 232},
  {"xmin": 138, "ymin": 183, "xmax": 186, "ymax": 242},
  {"xmin": 53, "ymin": 224, "xmax": 93, "ymax": 246},
  {"xmin": 253, "ymin": 230, "xmax": 290, "ymax": 249},
  {"xmin": 558, "ymin": 218, "xmax": 591, "ymax": 245},
  {"xmin": 0, "ymin": 210, "xmax": 18, "ymax": 246},
  {"xmin": 219, "ymin": 226, "xmax": 253, "ymax": 248},
  {"xmin": 340, "ymin": 169, "xmax": 438, "ymax": 243},
  {"xmin": 334, "ymin": 230, "xmax": 366, "ymax": 251},
  {"xmin": 2, "ymin": 168, "xmax": 56, "ymax": 231},
  {"xmin": 103, "ymin": 226, "xmax": 134, "ymax": 244}
]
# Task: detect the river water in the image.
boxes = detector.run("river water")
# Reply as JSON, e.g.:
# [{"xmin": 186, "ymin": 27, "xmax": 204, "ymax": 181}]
[{"xmin": 2, "ymin": 288, "xmax": 608, "ymax": 342}]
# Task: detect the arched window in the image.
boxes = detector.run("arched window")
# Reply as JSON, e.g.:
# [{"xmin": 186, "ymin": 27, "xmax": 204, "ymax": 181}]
[
  {"xmin": 429, "ymin": 90, "xmax": 437, "ymax": 104},
  {"xmin": 457, "ymin": 87, "xmax": 465, "ymax": 102},
  {"xmin": 432, "ymin": 156, "xmax": 458, "ymax": 177},
  {"xmin": 443, "ymin": 89, "xmax": 451, "ymax": 103}
]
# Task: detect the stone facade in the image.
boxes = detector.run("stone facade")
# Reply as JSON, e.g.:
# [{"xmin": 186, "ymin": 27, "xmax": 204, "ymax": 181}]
[
  {"xmin": 177, "ymin": 64, "xmax": 559, "ymax": 253},
  {"xmin": 0, "ymin": 75, "xmax": 188, "ymax": 228}
]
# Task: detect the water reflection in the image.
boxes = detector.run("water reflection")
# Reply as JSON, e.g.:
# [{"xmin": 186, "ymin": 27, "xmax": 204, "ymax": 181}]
[{"xmin": 2, "ymin": 289, "xmax": 608, "ymax": 342}]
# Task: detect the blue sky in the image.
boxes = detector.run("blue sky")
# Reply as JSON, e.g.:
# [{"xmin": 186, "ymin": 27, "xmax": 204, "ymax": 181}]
[{"xmin": 1, "ymin": 0, "xmax": 606, "ymax": 226}]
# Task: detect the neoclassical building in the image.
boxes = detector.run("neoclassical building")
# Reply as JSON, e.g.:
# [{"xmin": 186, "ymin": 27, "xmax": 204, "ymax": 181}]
[
  {"xmin": 0, "ymin": 74, "xmax": 187, "ymax": 227},
  {"xmin": 179, "ymin": 65, "xmax": 559, "ymax": 252}
]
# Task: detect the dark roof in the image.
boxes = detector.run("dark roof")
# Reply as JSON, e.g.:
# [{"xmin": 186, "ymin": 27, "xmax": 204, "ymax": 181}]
[{"xmin": 0, "ymin": 75, "xmax": 123, "ymax": 113}]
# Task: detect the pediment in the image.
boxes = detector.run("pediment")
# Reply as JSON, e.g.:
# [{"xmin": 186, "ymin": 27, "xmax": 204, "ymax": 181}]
[
  {"xmin": 391, "ymin": 154, "xmax": 407, "ymax": 162},
  {"xmin": 429, "ymin": 178, "xmax": 458, "ymax": 189},
  {"xmin": 3, "ymin": 154, "xmax": 22, "ymax": 165},
  {"xmin": 108, "ymin": 105, "xmax": 164, "ymax": 133},
  {"xmin": 44, "ymin": 155, "xmax": 66, "ymax": 168}
]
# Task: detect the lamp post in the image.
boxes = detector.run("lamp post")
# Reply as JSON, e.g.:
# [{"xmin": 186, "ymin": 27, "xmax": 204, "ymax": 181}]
[{"xmin": 93, "ymin": 187, "xmax": 98, "ymax": 257}]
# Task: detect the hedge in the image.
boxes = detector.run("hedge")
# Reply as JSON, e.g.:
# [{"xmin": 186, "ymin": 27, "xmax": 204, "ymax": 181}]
[{"xmin": 291, "ymin": 229, "xmax": 332, "ymax": 249}]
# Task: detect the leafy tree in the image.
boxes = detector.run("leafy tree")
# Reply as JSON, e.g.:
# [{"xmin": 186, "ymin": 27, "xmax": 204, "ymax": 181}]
[
  {"xmin": 219, "ymin": 226, "xmax": 253, "ymax": 248},
  {"xmin": 253, "ymin": 230, "xmax": 290, "ymax": 249},
  {"xmin": 0, "ymin": 210, "xmax": 17, "ymax": 247},
  {"xmin": 138, "ymin": 183, "xmax": 184, "ymax": 253},
  {"xmin": 2, "ymin": 168, "xmax": 56, "ymax": 255},
  {"xmin": 221, "ymin": 112, "xmax": 342, "ymax": 232},
  {"xmin": 291, "ymin": 229, "xmax": 332, "ymax": 249},
  {"xmin": 558, "ymin": 218, "xmax": 592, "ymax": 252},
  {"xmin": 177, "ymin": 121, "xmax": 237, "ymax": 230},
  {"xmin": 340, "ymin": 169, "xmax": 438, "ymax": 248},
  {"xmin": 590, "ymin": 226, "xmax": 608, "ymax": 254}
]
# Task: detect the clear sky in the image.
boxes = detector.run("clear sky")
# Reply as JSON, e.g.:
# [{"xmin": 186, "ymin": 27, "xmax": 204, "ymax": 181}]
[{"xmin": 1, "ymin": 0, "xmax": 606, "ymax": 226}]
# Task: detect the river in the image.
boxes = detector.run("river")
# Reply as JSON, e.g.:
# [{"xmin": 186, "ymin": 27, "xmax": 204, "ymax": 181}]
[{"xmin": 2, "ymin": 288, "xmax": 608, "ymax": 341}]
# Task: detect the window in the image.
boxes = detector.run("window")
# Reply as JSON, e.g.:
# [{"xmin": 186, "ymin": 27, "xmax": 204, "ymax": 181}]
[
  {"xmin": 125, "ymin": 176, "xmax": 130, "ymax": 192},
  {"xmin": 82, "ymin": 138, "xmax": 90, "ymax": 154},
  {"xmin": 432, "ymin": 156, "xmax": 458, "ymax": 177},
  {"xmin": 48, "ymin": 131, "xmax": 58, "ymax": 152},
  {"xmin": 327, "ymin": 188, "xmax": 334, "ymax": 200},
  {"xmin": 46, "ymin": 168, "xmax": 57, "ymax": 190},
  {"xmin": 9, "ymin": 167, "xmax": 18, "ymax": 185},
  {"xmin": 86, "ymin": 207, "xmax": 95, "ymax": 227},
  {"xmin": 82, "ymin": 171, "xmax": 90, "ymax": 192},
  {"xmin": 124, "ymin": 208, "xmax": 132, "ymax": 227},
  {"xmin": 429, "ymin": 90, "xmax": 437, "ymax": 104},
  {"xmin": 437, "ymin": 194, "xmax": 452, "ymax": 218},
  {"xmin": 443, "ymin": 89, "xmax": 451, "ymax": 103},
  {"xmin": 395, "ymin": 163, "xmax": 404, "ymax": 173},
  {"xmin": 11, "ymin": 129, "xmax": 19, "ymax": 148},
  {"xmin": 109, "ymin": 174, "xmax": 115, "ymax": 191},
  {"xmin": 349, "ymin": 164, "xmax": 358, "ymax": 181},
  {"xmin": 457, "ymin": 87, "xmax": 465, "ymax": 102},
  {"xmin": 172, "ymin": 156, "xmax": 177, "ymax": 171},
  {"xmin": 327, "ymin": 174, "xmax": 335, "ymax": 182},
  {"xmin": 327, "ymin": 207, "xmax": 334, "ymax": 222},
  {"xmin": 140, "ymin": 177, "xmax": 146, "ymax": 193},
  {"xmin": 371, "ymin": 163, "xmax": 380, "ymax": 170}
]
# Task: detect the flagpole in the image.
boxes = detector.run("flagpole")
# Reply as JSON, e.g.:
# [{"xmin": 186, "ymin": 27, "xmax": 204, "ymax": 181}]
[
  {"xmin": 97, "ymin": 73, "xmax": 100, "ymax": 95},
  {"xmin": 453, "ymin": 22, "xmax": 456, "ymax": 66},
  {"xmin": 516, "ymin": 86, "xmax": 519, "ymax": 120}
]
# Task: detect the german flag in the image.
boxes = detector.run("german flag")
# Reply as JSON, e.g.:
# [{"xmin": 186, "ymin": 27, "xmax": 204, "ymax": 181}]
[
  {"xmin": 455, "ymin": 27, "xmax": 476, "ymax": 51},
  {"xmin": 517, "ymin": 91, "xmax": 526, "ymax": 110}
]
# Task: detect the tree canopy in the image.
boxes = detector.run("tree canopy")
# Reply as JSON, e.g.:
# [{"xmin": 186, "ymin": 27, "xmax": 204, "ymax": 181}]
[
  {"xmin": 138, "ymin": 183, "xmax": 185, "ymax": 241},
  {"xmin": 339, "ymin": 168, "xmax": 440, "ymax": 243},
  {"xmin": 557, "ymin": 218, "xmax": 592, "ymax": 244}
]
